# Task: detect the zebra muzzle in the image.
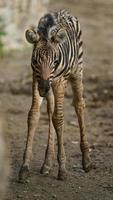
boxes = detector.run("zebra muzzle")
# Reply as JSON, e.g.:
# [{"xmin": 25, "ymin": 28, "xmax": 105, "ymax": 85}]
[{"xmin": 38, "ymin": 79, "xmax": 50, "ymax": 97}]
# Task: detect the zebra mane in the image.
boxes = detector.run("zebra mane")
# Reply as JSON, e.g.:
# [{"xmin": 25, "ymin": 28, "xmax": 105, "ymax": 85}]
[{"xmin": 37, "ymin": 11, "xmax": 67, "ymax": 43}]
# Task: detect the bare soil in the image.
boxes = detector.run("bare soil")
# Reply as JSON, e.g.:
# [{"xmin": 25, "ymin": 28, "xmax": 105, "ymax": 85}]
[{"xmin": 0, "ymin": 0, "xmax": 113, "ymax": 199}]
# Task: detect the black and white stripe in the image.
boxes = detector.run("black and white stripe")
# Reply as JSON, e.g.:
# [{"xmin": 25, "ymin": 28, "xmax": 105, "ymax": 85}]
[{"xmin": 32, "ymin": 10, "xmax": 83, "ymax": 82}]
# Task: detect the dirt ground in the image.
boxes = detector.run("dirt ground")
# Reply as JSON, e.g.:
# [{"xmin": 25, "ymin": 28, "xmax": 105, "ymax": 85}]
[{"xmin": 0, "ymin": 0, "xmax": 113, "ymax": 199}]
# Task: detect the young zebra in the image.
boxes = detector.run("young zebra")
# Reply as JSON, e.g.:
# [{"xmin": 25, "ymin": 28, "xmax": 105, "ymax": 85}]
[{"xmin": 19, "ymin": 10, "xmax": 93, "ymax": 181}]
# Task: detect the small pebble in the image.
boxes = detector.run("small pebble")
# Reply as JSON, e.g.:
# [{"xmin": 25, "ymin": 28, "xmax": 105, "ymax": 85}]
[
  {"xmin": 68, "ymin": 121, "xmax": 78, "ymax": 127},
  {"xmin": 71, "ymin": 141, "xmax": 78, "ymax": 145},
  {"xmin": 52, "ymin": 194, "xmax": 57, "ymax": 199},
  {"xmin": 89, "ymin": 148, "xmax": 92, "ymax": 152}
]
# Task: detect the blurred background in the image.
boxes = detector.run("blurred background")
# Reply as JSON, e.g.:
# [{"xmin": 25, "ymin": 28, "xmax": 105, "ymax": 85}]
[
  {"xmin": 0, "ymin": 0, "xmax": 48, "ymax": 49},
  {"xmin": 0, "ymin": 0, "xmax": 113, "ymax": 200}
]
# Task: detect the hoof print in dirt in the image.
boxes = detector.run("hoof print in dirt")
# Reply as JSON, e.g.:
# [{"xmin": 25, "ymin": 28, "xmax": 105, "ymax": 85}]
[{"xmin": 18, "ymin": 165, "xmax": 30, "ymax": 183}]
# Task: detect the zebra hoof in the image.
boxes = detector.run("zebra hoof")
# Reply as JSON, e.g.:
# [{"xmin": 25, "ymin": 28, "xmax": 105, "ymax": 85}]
[
  {"xmin": 40, "ymin": 164, "xmax": 51, "ymax": 175},
  {"xmin": 82, "ymin": 159, "xmax": 95, "ymax": 172},
  {"xmin": 18, "ymin": 164, "xmax": 30, "ymax": 183},
  {"xmin": 57, "ymin": 169, "xmax": 67, "ymax": 181}
]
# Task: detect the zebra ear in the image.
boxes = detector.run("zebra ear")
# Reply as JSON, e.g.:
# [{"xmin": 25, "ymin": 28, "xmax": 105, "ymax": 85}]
[{"xmin": 25, "ymin": 26, "xmax": 39, "ymax": 44}]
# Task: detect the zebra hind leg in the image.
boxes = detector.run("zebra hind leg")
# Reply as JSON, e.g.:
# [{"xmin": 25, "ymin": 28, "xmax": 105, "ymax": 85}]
[{"xmin": 70, "ymin": 73, "xmax": 93, "ymax": 172}]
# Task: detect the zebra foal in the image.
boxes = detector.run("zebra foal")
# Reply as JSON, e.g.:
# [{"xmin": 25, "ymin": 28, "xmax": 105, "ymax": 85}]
[{"xmin": 19, "ymin": 10, "xmax": 93, "ymax": 181}]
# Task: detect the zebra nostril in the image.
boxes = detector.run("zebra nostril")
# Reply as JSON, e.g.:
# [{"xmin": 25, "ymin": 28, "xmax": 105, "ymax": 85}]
[{"xmin": 47, "ymin": 80, "xmax": 50, "ymax": 87}]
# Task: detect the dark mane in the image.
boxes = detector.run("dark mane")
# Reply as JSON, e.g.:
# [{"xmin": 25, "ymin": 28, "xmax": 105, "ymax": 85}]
[{"xmin": 37, "ymin": 13, "xmax": 56, "ymax": 39}]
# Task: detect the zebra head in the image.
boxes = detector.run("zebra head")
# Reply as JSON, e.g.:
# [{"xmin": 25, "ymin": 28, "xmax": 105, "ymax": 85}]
[{"xmin": 25, "ymin": 25, "xmax": 65, "ymax": 97}]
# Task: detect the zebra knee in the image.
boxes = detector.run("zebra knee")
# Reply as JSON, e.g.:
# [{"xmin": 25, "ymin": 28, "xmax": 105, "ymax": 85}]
[
  {"xmin": 73, "ymin": 98, "xmax": 85, "ymax": 113},
  {"xmin": 27, "ymin": 108, "xmax": 40, "ymax": 125},
  {"xmin": 52, "ymin": 111, "xmax": 57, "ymax": 127}
]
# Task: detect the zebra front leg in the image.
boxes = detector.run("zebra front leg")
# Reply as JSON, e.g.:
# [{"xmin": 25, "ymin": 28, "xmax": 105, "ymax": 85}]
[
  {"xmin": 19, "ymin": 75, "xmax": 43, "ymax": 182},
  {"xmin": 40, "ymin": 89, "xmax": 55, "ymax": 175},
  {"xmin": 52, "ymin": 79, "xmax": 67, "ymax": 180},
  {"xmin": 70, "ymin": 73, "xmax": 92, "ymax": 172}
]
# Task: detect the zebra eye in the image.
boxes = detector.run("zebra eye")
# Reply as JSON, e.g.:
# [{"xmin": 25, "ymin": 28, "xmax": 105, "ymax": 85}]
[
  {"xmin": 54, "ymin": 59, "xmax": 59, "ymax": 70},
  {"xmin": 32, "ymin": 59, "xmax": 37, "ymax": 65},
  {"xmin": 54, "ymin": 59, "xmax": 58, "ymax": 65}
]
